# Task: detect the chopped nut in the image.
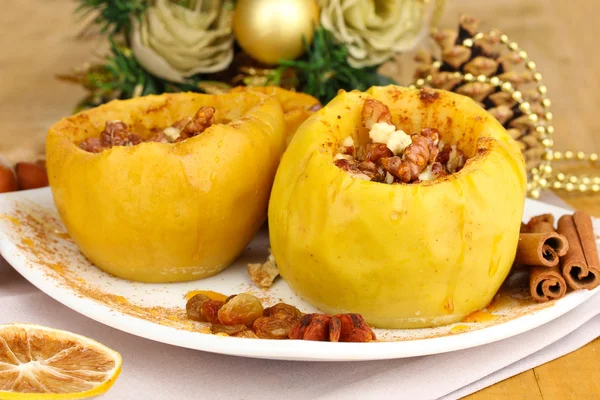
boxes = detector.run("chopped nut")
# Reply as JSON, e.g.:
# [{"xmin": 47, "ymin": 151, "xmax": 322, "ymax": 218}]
[
  {"xmin": 79, "ymin": 106, "xmax": 215, "ymax": 152},
  {"xmin": 163, "ymin": 127, "xmax": 181, "ymax": 142},
  {"xmin": 247, "ymin": 252, "xmax": 280, "ymax": 289},
  {"xmin": 361, "ymin": 99, "xmax": 392, "ymax": 130}
]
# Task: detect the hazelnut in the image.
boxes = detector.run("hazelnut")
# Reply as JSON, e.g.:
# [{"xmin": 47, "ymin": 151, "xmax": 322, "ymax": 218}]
[
  {"xmin": 0, "ymin": 166, "xmax": 18, "ymax": 193},
  {"xmin": 16, "ymin": 162, "xmax": 49, "ymax": 190}
]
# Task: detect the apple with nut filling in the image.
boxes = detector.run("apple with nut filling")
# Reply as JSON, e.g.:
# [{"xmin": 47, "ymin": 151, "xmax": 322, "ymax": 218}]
[{"xmin": 268, "ymin": 86, "xmax": 526, "ymax": 328}]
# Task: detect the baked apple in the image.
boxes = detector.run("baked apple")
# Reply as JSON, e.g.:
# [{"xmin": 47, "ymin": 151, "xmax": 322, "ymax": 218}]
[
  {"xmin": 47, "ymin": 91, "xmax": 285, "ymax": 282},
  {"xmin": 228, "ymin": 86, "xmax": 321, "ymax": 146},
  {"xmin": 268, "ymin": 86, "xmax": 527, "ymax": 328}
]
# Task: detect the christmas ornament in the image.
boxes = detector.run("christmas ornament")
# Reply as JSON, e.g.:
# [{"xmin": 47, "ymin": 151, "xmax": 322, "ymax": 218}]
[
  {"xmin": 233, "ymin": 0, "xmax": 320, "ymax": 65},
  {"xmin": 413, "ymin": 16, "xmax": 599, "ymax": 198}
]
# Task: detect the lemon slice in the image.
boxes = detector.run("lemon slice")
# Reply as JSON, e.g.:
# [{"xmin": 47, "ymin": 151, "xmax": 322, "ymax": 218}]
[{"xmin": 0, "ymin": 323, "xmax": 122, "ymax": 399}]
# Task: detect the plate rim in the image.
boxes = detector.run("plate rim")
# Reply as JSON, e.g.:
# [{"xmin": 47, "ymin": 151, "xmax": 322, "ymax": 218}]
[{"xmin": 1, "ymin": 189, "xmax": 598, "ymax": 361}]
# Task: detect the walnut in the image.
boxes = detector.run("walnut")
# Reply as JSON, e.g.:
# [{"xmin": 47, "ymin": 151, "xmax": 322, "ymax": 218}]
[
  {"xmin": 381, "ymin": 128, "xmax": 440, "ymax": 183},
  {"xmin": 79, "ymin": 137, "xmax": 106, "ymax": 153},
  {"xmin": 247, "ymin": 252, "xmax": 280, "ymax": 289},
  {"xmin": 361, "ymin": 99, "xmax": 392, "ymax": 130}
]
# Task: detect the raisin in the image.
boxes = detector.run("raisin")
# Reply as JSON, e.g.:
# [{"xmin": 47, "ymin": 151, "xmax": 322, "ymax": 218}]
[
  {"xmin": 437, "ymin": 145, "xmax": 451, "ymax": 165},
  {"xmin": 253, "ymin": 317, "xmax": 295, "ymax": 339},
  {"xmin": 211, "ymin": 324, "xmax": 248, "ymax": 335},
  {"xmin": 225, "ymin": 294, "xmax": 237, "ymax": 303},
  {"xmin": 201, "ymin": 300, "xmax": 225, "ymax": 325},
  {"xmin": 288, "ymin": 314, "xmax": 312, "ymax": 340},
  {"xmin": 431, "ymin": 162, "xmax": 448, "ymax": 178},
  {"xmin": 334, "ymin": 158, "xmax": 354, "ymax": 171},
  {"xmin": 217, "ymin": 293, "xmax": 264, "ymax": 326},
  {"xmin": 185, "ymin": 294, "xmax": 210, "ymax": 322},
  {"xmin": 302, "ymin": 314, "xmax": 330, "ymax": 341},
  {"xmin": 342, "ymin": 146, "xmax": 355, "ymax": 156},
  {"xmin": 234, "ymin": 330, "xmax": 259, "ymax": 339},
  {"xmin": 329, "ymin": 317, "xmax": 341, "ymax": 342},
  {"xmin": 263, "ymin": 303, "xmax": 302, "ymax": 321},
  {"xmin": 336, "ymin": 313, "xmax": 375, "ymax": 342}
]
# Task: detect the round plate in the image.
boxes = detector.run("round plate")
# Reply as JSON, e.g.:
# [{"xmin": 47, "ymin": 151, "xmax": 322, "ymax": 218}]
[{"xmin": 0, "ymin": 188, "xmax": 598, "ymax": 361}]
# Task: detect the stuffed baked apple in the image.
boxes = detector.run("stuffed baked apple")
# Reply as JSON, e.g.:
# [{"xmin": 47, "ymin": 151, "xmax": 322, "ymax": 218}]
[
  {"xmin": 228, "ymin": 86, "xmax": 321, "ymax": 146},
  {"xmin": 268, "ymin": 86, "xmax": 527, "ymax": 328},
  {"xmin": 47, "ymin": 91, "xmax": 285, "ymax": 283}
]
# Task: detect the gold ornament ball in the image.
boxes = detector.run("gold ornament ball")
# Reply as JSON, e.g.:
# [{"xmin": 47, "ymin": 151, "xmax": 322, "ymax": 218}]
[{"xmin": 233, "ymin": 0, "xmax": 320, "ymax": 65}]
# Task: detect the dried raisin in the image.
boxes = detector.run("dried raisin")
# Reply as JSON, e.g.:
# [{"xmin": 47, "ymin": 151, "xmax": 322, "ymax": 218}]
[
  {"xmin": 186, "ymin": 294, "xmax": 210, "ymax": 322},
  {"xmin": 263, "ymin": 303, "xmax": 302, "ymax": 321},
  {"xmin": 201, "ymin": 300, "xmax": 225, "ymax": 325},
  {"xmin": 217, "ymin": 293, "xmax": 264, "ymax": 326},
  {"xmin": 253, "ymin": 317, "xmax": 295, "ymax": 339},
  {"xmin": 211, "ymin": 324, "xmax": 248, "ymax": 335}
]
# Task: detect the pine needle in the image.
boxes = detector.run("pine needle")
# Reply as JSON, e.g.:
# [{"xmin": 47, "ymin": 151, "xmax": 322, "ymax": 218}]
[
  {"xmin": 76, "ymin": 0, "xmax": 149, "ymax": 34},
  {"xmin": 278, "ymin": 27, "xmax": 397, "ymax": 104}
]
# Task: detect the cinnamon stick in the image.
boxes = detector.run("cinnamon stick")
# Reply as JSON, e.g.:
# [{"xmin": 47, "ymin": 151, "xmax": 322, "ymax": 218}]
[
  {"xmin": 557, "ymin": 212, "xmax": 600, "ymax": 290},
  {"xmin": 526, "ymin": 214, "xmax": 554, "ymax": 230},
  {"xmin": 515, "ymin": 215, "xmax": 569, "ymax": 267},
  {"xmin": 530, "ymin": 266, "xmax": 567, "ymax": 302}
]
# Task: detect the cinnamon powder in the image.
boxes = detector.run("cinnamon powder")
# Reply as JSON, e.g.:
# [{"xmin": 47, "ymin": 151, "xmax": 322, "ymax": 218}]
[{"xmin": 2, "ymin": 202, "xmax": 558, "ymax": 342}]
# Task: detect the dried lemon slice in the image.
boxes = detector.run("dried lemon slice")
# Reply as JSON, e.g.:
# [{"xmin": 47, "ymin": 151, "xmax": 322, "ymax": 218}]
[{"xmin": 0, "ymin": 323, "xmax": 122, "ymax": 399}]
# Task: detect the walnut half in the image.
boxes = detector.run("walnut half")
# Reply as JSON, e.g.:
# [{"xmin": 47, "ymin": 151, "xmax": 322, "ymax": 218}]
[{"xmin": 247, "ymin": 252, "xmax": 279, "ymax": 289}]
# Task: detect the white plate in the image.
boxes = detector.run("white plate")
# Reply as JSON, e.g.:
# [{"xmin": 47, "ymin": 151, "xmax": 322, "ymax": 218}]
[{"xmin": 0, "ymin": 188, "xmax": 598, "ymax": 361}]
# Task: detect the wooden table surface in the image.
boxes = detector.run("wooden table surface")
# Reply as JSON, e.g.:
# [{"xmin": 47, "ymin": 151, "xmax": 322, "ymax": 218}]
[{"xmin": 1, "ymin": 1, "xmax": 599, "ymax": 399}]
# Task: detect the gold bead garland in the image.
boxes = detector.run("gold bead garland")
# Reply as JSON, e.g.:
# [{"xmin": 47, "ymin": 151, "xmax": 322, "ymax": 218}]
[
  {"xmin": 547, "ymin": 150, "xmax": 600, "ymax": 192},
  {"xmin": 413, "ymin": 30, "xmax": 598, "ymax": 198}
]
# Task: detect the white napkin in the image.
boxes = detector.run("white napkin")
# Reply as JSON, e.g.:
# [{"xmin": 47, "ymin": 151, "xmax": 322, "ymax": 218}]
[{"xmin": 2, "ymin": 191, "xmax": 598, "ymax": 400}]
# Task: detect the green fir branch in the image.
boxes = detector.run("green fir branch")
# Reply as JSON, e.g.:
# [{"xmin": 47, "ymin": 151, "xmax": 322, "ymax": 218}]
[
  {"xmin": 74, "ymin": 39, "xmax": 212, "ymax": 111},
  {"xmin": 278, "ymin": 27, "xmax": 397, "ymax": 104},
  {"xmin": 91, "ymin": 39, "xmax": 162, "ymax": 97},
  {"xmin": 77, "ymin": 0, "xmax": 149, "ymax": 34}
]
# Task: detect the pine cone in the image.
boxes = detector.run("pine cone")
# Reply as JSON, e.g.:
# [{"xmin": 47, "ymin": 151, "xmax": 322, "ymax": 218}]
[{"xmin": 415, "ymin": 15, "xmax": 550, "ymax": 175}]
